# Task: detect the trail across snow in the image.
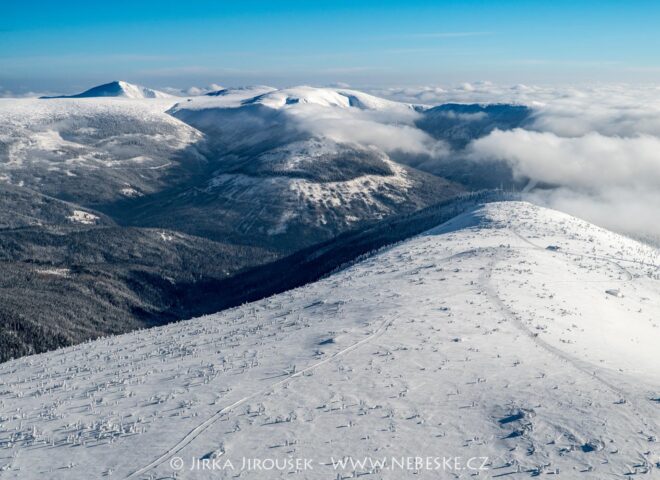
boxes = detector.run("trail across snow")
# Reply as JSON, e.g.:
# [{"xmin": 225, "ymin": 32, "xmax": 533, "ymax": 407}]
[
  {"xmin": 125, "ymin": 314, "xmax": 397, "ymax": 479},
  {"xmin": 0, "ymin": 201, "xmax": 658, "ymax": 479},
  {"xmin": 482, "ymin": 246, "xmax": 652, "ymax": 435}
]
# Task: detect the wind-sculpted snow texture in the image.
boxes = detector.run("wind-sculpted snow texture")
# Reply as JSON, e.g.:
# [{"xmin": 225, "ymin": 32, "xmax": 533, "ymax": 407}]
[{"xmin": 1, "ymin": 202, "xmax": 657, "ymax": 479}]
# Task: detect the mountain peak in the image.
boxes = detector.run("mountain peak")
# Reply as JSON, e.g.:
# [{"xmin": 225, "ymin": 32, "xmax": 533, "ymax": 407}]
[
  {"xmin": 41, "ymin": 81, "xmax": 172, "ymax": 99},
  {"xmin": 242, "ymin": 86, "xmax": 413, "ymax": 111}
]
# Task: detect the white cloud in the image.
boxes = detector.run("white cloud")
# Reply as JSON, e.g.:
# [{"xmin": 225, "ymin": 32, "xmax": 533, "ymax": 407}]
[
  {"xmin": 469, "ymin": 129, "xmax": 660, "ymax": 190},
  {"xmin": 161, "ymin": 83, "xmax": 225, "ymax": 96},
  {"xmin": 424, "ymin": 82, "xmax": 660, "ymax": 243},
  {"xmin": 527, "ymin": 188, "xmax": 660, "ymax": 245},
  {"xmin": 0, "ymin": 89, "xmax": 52, "ymax": 98},
  {"xmin": 285, "ymin": 104, "xmax": 448, "ymax": 158}
]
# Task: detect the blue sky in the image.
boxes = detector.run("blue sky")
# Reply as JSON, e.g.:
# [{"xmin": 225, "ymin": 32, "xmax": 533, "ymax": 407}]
[{"xmin": 2, "ymin": 0, "xmax": 660, "ymax": 94}]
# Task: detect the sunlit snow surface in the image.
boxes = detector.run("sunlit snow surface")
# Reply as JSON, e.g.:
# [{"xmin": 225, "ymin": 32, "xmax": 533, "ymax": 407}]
[{"xmin": 1, "ymin": 202, "xmax": 658, "ymax": 479}]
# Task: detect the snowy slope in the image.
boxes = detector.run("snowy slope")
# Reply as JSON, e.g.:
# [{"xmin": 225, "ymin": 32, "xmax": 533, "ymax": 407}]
[
  {"xmin": 1, "ymin": 201, "xmax": 658, "ymax": 479},
  {"xmin": 0, "ymin": 97, "xmax": 201, "ymax": 203},
  {"xmin": 41, "ymin": 81, "xmax": 173, "ymax": 99},
  {"xmin": 126, "ymin": 137, "xmax": 459, "ymax": 250}
]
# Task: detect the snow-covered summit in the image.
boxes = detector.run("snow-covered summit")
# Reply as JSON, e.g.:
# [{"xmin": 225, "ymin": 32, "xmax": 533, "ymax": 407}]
[
  {"xmin": 170, "ymin": 85, "xmax": 416, "ymax": 112},
  {"xmin": 1, "ymin": 201, "xmax": 658, "ymax": 479},
  {"xmin": 41, "ymin": 80, "xmax": 172, "ymax": 99},
  {"xmin": 243, "ymin": 86, "xmax": 415, "ymax": 111}
]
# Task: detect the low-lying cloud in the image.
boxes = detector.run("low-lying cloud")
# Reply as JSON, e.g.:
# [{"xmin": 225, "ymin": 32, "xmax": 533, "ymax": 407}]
[
  {"xmin": 285, "ymin": 104, "xmax": 450, "ymax": 158},
  {"xmin": 373, "ymin": 82, "xmax": 660, "ymax": 243},
  {"xmin": 432, "ymin": 84, "xmax": 660, "ymax": 244},
  {"xmin": 469, "ymin": 129, "xmax": 660, "ymax": 190}
]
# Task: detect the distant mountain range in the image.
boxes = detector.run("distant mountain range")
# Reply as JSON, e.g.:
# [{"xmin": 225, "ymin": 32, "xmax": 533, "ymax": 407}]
[{"xmin": 0, "ymin": 81, "xmax": 533, "ymax": 360}]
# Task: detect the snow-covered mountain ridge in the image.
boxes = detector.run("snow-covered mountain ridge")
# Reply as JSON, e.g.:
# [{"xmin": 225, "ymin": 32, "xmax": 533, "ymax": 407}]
[
  {"xmin": 174, "ymin": 85, "xmax": 419, "ymax": 112},
  {"xmin": 1, "ymin": 201, "xmax": 657, "ymax": 479}
]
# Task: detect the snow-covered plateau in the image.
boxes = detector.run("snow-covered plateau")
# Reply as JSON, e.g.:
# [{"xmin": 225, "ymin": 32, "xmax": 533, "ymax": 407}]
[{"xmin": 1, "ymin": 201, "xmax": 658, "ymax": 479}]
